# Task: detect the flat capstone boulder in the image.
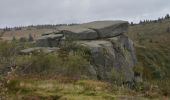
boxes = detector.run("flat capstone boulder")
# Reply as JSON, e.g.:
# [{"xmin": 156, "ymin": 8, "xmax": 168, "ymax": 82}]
[{"xmin": 58, "ymin": 20, "xmax": 128, "ymax": 40}]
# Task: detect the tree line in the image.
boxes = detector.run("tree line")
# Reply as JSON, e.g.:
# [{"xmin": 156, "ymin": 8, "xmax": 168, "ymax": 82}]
[
  {"xmin": 130, "ymin": 14, "xmax": 170, "ymax": 25},
  {"xmin": 2, "ymin": 23, "xmax": 79, "ymax": 32}
]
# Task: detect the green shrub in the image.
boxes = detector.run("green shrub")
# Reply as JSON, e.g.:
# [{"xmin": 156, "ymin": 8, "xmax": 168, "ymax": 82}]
[
  {"xmin": 16, "ymin": 53, "xmax": 58, "ymax": 74},
  {"xmin": 0, "ymin": 41, "xmax": 18, "ymax": 58},
  {"xmin": 0, "ymin": 41, "xmax": 19, "ymax": 74},
  {"xmin": 6, "ymin": 79, "xmax": 20, "ymax": 93},
  {"xmin": 133, "ymin": 63, "xmax": 143, "ymax": 76},
  {"xmin": 12, "ymin": 36, "xmax": 16, "ymax": 42},
  {"xmin": 135, "ymin": 47, "xmax": 169, "ymax": 80},
  {"xmin": 63, "ymin": 54, "xmax": 91, "ymax": 78},
  {"xmin": 28, "ymin": 34, "xmax": 34, "ymax": 42},
  {"xmin": 111, "ymin": 67, "xmax": 127, "ymax": 86},
  {"xmin": 16, "ymin": 51, "xmax": 91, "ymax": 79},
  {"xmin": 156, "ymin": 80, "xmax": 170, "ymax": 96},
  {"xmin": 0, "ymin": 76, "xmax": 7, "ymax": 99},
  {"xmin": 0, "ymin": 41, "xmax": 34, "ymax": 75},
  {"xmin": 19, "ymin": 37, "xmax": 27, "ymax": 42}
]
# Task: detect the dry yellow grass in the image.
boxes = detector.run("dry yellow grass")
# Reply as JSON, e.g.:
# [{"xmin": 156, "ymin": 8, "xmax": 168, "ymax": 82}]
[
  {"xmin": 1, "ymin": 29, "xmax": 55, "ymax": 40},
  {"xmin": 7, "ymin": 78, "xmax": 155, "ymax": 100}
]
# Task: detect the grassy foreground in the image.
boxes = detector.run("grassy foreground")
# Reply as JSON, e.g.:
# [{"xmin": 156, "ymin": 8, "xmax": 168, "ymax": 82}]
[
  {"xmin": 1, "ymin": 77, "xmax": 169, "ymax": 100},
  {"xmin": 6, "ymin": 78, "xmax": 161, "ymax": 100}
]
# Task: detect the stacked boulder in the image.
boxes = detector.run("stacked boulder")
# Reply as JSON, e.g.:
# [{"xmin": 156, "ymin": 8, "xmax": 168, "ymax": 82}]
[{"xmin": 33, "ymin": 20, "xmax": 137, "ymax": 81}]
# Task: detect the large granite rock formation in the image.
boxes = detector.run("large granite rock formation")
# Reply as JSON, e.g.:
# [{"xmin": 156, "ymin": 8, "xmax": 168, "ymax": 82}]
[{"xmin": 33, "ymin": 20, "xmax": 136, "ymax": 81}]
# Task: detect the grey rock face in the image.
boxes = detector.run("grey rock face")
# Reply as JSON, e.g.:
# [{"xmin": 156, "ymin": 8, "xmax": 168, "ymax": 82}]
[
  {"xmin": 20, "ymin": 47, "xmax": 59, "ymax": 55},
  {"xmin": 78, "ymin": 40, "xmax": 116, "ymax": 80},
  {"xmin": 32, "ymin": 20, "xmax": 136, "ymax": 81},
  {"xmin": 78, "ymin": 35, "xmax": 136, "ymax": 81},
  {"xmin": 36, "ymin": 34, "xmax": 63, "ymax": 47}
]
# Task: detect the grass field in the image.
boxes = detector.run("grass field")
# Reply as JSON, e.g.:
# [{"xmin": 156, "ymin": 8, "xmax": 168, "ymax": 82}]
[{"xmin": 7, "ymin": 78, "xmax": 162, "ymax": 100}]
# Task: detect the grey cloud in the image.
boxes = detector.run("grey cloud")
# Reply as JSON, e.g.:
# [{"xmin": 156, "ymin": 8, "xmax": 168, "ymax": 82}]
[{"xmin": 0, "ymin": 0, "xmax": 170, "ymax": 27}]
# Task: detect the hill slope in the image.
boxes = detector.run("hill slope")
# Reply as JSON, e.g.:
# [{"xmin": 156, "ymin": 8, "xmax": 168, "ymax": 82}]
[{"xmin": 128, "ymin": 19, "xmax": 170, "ymax": 79}]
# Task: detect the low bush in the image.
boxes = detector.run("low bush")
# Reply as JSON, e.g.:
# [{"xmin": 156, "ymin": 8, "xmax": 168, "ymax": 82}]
[
  {"xmin": 155, "ymin": 80, "xmax": 170, "ymax": 97},
  {"xmin": 76, "ymin": 80, "xmax": 111, "ymax": 91},
  {"xmin": 16, "ymin": 51, "xmax": 92, "ymax": 79},
  {"xmin": 0, "ymin": 76, "xmax": 8, "ymax": 99}
]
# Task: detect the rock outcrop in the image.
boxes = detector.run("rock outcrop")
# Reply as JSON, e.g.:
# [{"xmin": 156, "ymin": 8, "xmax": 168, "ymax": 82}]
[
  {"xmin": 32, "ymin": 20, "xmax": 137, "ymax": 81},
  {"xmin": 36, "ymin": 34, "xmax": 64, "ymax": 47},
  {"xmin": 20, "ymin": 47, "xmax": 59, "ymax": 55},
  {"xmin": 58, "ymin": 21, "xmax": 128, "ymax": 40}
]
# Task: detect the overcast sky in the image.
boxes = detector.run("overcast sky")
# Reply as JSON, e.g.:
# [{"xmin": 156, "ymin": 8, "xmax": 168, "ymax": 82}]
[{"xmin": 0, "ymin": 0, "xmax": 170, "ymax": 28}]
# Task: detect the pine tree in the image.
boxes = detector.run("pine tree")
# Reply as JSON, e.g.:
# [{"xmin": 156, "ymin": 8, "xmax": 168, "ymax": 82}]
[
  {"xmin": 139, "ymin": 20, "xmax": 143, "ymax": 24},
  {"xmin": 165, "ymin": 14, "xmax": 170, "ymax": 19},
  {"xmin": 130, "ymin": 22, "xmax": 134, "ymax": 26}
]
